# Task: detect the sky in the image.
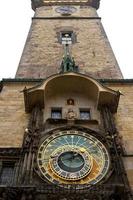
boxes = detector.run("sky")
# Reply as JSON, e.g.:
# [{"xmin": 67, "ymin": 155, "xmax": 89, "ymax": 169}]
[{"xmin": 0, "ymin": 0, "xmax": 133, "ymax": 80}]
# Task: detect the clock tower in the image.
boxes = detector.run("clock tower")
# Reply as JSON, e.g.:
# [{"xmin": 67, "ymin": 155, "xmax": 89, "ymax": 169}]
[
  {"xmin": 0, "ymin": 0, "xmax": 133, "ymax": 200},
  {"xmin": 16, "ymin": 0, "xmax": 122, "ymax": 79}
]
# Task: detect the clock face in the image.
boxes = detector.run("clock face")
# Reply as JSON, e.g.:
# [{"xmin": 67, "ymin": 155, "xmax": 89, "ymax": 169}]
[
  {"xmin": 55, "ymin": 6, "xmax": 77, "ymax": 15},
  {"xmin": 37, "ymin": 130, "xmax": 110, "ymax": 188}
]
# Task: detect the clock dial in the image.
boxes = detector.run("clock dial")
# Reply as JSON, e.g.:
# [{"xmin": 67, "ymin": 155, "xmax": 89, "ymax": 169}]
[
  {"xmin": 55, "ymin": 6, "xmax": 77, "ymax": 15},
  {"xmin": 58, "ymin": 151, "xmax": 85, "ymax": 172},
  {"xmin": 37, "ymin": 130, "xmax": 110, "ymax": 188},
  {"xmin": 49, "ymin": 148, "xmax": 92, "ymax": 180}
]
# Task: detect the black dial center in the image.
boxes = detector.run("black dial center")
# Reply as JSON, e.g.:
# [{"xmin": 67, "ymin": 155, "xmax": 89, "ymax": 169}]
[{"xmin": 58, "ymin": 151, "xmax": 84, "ymax": 172}]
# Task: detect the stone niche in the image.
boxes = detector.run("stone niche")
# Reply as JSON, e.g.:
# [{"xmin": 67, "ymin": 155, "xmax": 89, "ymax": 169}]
[{"xmin": 24, "ymin": 72, "xmax": 120, "ymax": 126}]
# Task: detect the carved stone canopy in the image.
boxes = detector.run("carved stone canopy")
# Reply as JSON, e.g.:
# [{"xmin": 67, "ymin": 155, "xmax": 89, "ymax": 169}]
[
  {"xmin": 31, "ymin": 0, "xmax": 100, "ymax": 10},
  {"xmin": 23, "ymin": 72, "xmax": 120, "ymax": 113}
]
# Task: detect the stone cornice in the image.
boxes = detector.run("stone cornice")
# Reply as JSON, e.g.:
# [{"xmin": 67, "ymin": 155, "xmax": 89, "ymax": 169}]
[
  {"xmin": 0, "ymin": 148, "xmax": 21, "ymax": 157},
  {"xmin": 1, "ymin": 78, "xmax": 133, "ymax": 84},
  {"xmin": 31, "ymin": 0, "xmax": 100, "ymax": 10},
  {"xmin": 32, "ymin": 16, "xmax": 101, "ymax": 20}
]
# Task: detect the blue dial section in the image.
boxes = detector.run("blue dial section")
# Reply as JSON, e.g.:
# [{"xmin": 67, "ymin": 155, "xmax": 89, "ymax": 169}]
[{"xmin": 58, "ymin": 151, "xmax": 84, "ymax": 172}]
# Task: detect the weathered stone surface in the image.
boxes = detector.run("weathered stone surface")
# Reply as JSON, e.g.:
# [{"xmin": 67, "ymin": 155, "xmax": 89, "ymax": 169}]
[
  {"xmin": 0, "ymin": 82, "xmax": 35, "ymax": 147},
  {"xmin": 16, "ymin": 6, "xmax": 122, "ymax": 79},
  {"xmin": 31, "ymin": 0, "xmax": 101, "ymax": 10},
  {"xmin": 107, "ymin": 83, "xmax": 133, "ymax": 155},
  {"xmin": 105, "ymin": 83, "xmax": 133, "ymax": 189}
]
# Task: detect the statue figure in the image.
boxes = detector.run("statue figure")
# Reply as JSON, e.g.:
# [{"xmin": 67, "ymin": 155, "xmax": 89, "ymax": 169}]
[
  {"xmin": 66, "ymin": 109, "xmax": 76, "ymax": 120},
  {"xmin": 61, "ymin": 54, "xmax": 76, "ymax": 72},
  {"xmin": 60, "ymin": 43, "xmax": 78, "ymax": 73}
]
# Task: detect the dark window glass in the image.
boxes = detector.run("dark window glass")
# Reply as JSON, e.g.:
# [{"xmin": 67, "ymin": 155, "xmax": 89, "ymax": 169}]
[
  {"xmin": 0, "ymin": 162, "xmax": 15, "ymax": 185},
  {"xmin": 51, "ymin": 108, "xmax": 62, "ymax": 119},
  {"xmin": 80, "ymin": 109, "xmax": 91, "ymax": 120}
]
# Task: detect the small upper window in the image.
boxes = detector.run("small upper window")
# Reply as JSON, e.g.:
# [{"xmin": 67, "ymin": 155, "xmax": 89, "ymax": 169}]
[
  {"xmin": 61, "ymin": 32, "xmax": 72, "ymax": 45},
  {"xmin": 79, "ymin": 109, "xmax": 91, "ymax": 120},
  {"xmin": 57, "ymin": 31, "xmax": 76, "ymax": 44},
  {"xmin": 51, "ymin": 108, "xmax": 62, "ymax": 119}
]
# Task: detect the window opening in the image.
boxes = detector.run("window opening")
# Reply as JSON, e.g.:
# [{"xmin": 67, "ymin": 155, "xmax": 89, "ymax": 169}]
[
  {"xmin": 0, "ymin": 161, "xmax": 15, "ymax": 185},
  {"xmin": 51, "ymin": 108, "xmax": 62, "ymax": 119},
  {"xmin": 79, "ymin": 109, "xmax": 91, "ymax": 120},
  {"xmin": 61, "ymin": 32, "xmax": 72, "ymax": 45}
]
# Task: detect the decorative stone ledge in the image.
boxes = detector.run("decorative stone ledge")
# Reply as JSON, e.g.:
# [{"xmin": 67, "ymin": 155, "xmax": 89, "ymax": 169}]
[
  {"xmin": 31, "ymin": 0, "xmax": 100, "ymax": 10},
  {"xmin": 0, "ymin": 148, "xmax": 21, "ymax": 157},
  {"xmin": 1, "ymin": 78, "xmax": 133, "ymax": 84}
]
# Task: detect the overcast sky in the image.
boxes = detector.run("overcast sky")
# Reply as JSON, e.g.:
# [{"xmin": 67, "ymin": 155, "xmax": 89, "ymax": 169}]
[{"xmin": 0, "ymin": 0, "xmax": 133, "ymax": 80}]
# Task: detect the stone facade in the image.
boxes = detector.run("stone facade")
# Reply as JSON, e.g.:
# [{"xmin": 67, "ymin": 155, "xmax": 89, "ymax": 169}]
[
  {"xmin": 16, "ymin": 6, "xmax": 122, "ymax": 79},
  {"xmin": 0, "ymin": 2, "xmax": 132, "ymax": 199},
  {"xmin": 0, "ymin": 80, "xmax": 133, "ymax": 191},
  {"xmin": 0, "ymin": 82, "xmax": 32, "ymax": 147},
  {"xmin": 1, "ymin": 81, "xmax": 133, "ymax": 151},
  {"xmin": 106, "ymin": 82, "xmax": 133, "ymax": 190}
]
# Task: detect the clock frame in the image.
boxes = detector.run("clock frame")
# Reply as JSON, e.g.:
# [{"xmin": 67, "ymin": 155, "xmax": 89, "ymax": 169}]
[
  {"xmin": 55, "ymin": 6, "xmax": 77, "ymax": 15},
  {"xmin": 36, "ymin": 130, "xmax": 110, "ymax": 188}
]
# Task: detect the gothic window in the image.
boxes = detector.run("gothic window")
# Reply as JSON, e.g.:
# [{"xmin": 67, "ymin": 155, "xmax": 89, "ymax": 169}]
[
  {"xmin": 79, "ymin": 109, "xmax": 91, "ymax": 120},
  {"xmin": 0, "ymin": 161, "xmax": 15, "ymax": 185},
  {"xmin": 51, "ymin": 108, "xmax": 62, "ymax": 119}
]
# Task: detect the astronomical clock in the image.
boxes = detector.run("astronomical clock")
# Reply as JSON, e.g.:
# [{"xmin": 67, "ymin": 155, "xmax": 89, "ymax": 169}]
[
  {"xmin": 25, "ymin": 73, "xmax": 131, "ymax": 199},
  {"xmin": 36, "ymin": 129, "xmax": 110, "ymax": 188},
  {"xmin": 0, "ymin": 0, "xmax": 132, "ymax": 199}
]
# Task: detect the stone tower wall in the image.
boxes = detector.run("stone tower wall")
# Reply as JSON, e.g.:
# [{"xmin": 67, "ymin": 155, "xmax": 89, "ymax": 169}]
[{"xmin": 16, "ymin": 6, "xmax": 123, "ymax": 79}]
